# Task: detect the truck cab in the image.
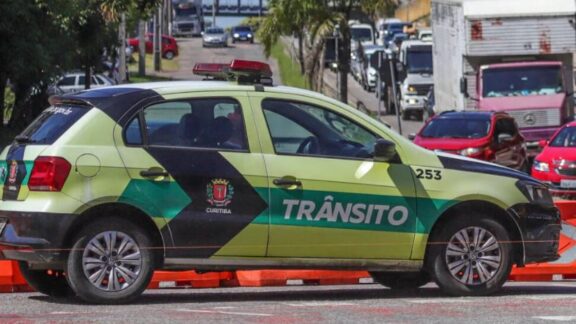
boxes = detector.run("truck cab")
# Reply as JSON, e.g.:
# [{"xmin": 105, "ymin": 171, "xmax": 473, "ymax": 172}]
[
  {"xmin": 350, "ymin": 23, "xmax": 375, "ymax": 53},
  {"xmin": 478, "ymin": 61, "xmax": 569, "ymax": 151},
  {"xmin": 172, "ymin": 0, "xmax": 204, "ymax": 37},
  {"xmin": 397, "ymin": 40, "xmax": 433, "ymax": 121}
]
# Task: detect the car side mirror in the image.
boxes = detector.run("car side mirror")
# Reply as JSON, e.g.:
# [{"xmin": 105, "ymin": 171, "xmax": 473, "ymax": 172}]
[
  {"xmin": 373, "ymin": 139, "xmax": 397, "ymax": 162},
  {"xmin": 538, "ymin": 139, "xmax": 549, "ymax": 148},
  {"xmin": 498, "ymin": 133, "xmax": 513, "ymax": 143},
  {"xmin": 408, "ymin": 133, "xmax": 416, "ymax": 141}
]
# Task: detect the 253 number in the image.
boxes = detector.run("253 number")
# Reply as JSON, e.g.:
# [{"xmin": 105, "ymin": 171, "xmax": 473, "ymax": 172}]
[{"xmin": 415, "ymin": 168, "xmax": 442, "ymax": 180}]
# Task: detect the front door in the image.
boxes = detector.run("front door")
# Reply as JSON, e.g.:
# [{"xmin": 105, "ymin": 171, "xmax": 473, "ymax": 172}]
[
  {"xmin": 253, "ymin": 96, "xmax": 417, "ymax": 260},
  {"xmin": 114, "ymin": 95, "xmax": 269, "ymax": 259}
]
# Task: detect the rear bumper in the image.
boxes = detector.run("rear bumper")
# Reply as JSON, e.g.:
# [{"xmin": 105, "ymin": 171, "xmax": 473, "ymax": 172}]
[
  {"xmin": 0, "ymin": 211, "xmax": 76, "ymax": 265},
  {"xmin": 508, "ymin": 203, "xmax": 561, "ymax": 265}
]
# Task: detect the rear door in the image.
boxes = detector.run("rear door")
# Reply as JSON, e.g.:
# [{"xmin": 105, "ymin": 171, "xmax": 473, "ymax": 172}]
[{"xmin": 114, "ymin": 94, "xmax": 269, "ymax": 259}]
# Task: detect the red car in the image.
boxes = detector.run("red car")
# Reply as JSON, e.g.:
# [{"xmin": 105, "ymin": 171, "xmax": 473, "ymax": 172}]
[
  {"xmin": 412, "ymin": 111, "xmax": 528, "ymax": 171},
  {"xmin": 128, "ymin": 33, "xmax": 179, "ymax": 60},
  {"xmin": 532, "ymin": 121, "xmax": 576, "ymax": 197}
]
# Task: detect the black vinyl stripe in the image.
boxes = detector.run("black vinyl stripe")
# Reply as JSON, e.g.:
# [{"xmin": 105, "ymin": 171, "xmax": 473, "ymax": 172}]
[{"xmin": 438, "ymin": 155, "xmax": 534, "ymax": 182}]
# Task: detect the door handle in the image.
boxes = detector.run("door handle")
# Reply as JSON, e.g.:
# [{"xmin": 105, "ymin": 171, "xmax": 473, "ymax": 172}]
[
  {"xmin": 140, "ymin": 169, "xmax": 169, "ymax": 178},
  {"xmin": 273, "ymin": 178, "xmax": 302, "ymax": 187}
]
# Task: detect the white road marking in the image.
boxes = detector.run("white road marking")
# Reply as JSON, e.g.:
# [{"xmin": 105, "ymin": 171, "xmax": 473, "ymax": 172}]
[
  {"xmin": 176, "ymin": 308, "xmax": 272, "ymax": 317},
  {"xmin": 212, "ymin": 306, "xmax": 236, "ymax": 310},
  {"xmin": 522, "ymin": 296, "xmax": 576, "ymax": 300},
  {"xmin": 406, "ymin": 299, "xmax": 471, "ymax": 304},
  {"xmin": 50, "ymin": 312, "xmax": 79, "ymax": 315},
  {"xmin": 534, "ymin": 316, "xmax": 576, "ymax": 321},
  {"xmin": 285, "ymin": 302, "xmax": 357, "ymax": 307}
]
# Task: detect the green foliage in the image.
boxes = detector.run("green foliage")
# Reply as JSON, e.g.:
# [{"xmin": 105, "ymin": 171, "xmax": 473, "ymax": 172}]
[
  {"xmin": 239, "ymin": 17, "xmax": 264, "ymax": 33},
  {"xmin": 270, "ymin": 42, "xmax": 308, "ymax": 89}
]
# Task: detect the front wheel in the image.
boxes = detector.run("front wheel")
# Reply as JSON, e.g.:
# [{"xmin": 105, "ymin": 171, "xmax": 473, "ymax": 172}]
[
  {"xmin": 164, "ymin": 51, "xmax": 175, "ymax": 60},
  {"xmin": 66, "ymin": 218, "xmax": 155, "ymax": 304},
  {"xmin": 428, "ymin": 216, "xmax": 513, "ymax": 296},
  {"xmin": 371, "ymin": 271, "xmax": 430, "ymax": 290},
  {"xmin": 18, "ymin": 262, "xmax": 74, "ymax": 298}
]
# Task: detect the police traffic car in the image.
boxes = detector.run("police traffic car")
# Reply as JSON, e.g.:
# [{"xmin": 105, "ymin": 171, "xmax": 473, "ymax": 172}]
[{"xmin": 0, "ymin": 60, "xmax": 560, "ymax": 303}]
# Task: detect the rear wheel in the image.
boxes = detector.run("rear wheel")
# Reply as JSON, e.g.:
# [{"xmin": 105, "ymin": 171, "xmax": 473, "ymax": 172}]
[
  {"xmin": 18, "ymin": 262, "xmax": 74, "ymax": 298},
  {"xmin": 66, "ymin": 218, "xmax": 155, "ymax": 304},
  {"xmin": 428, "ymin": 216, "xmax": 513, "ymax": 296},
  {"xmin": 371, "ymin": 271, "xmax": 430, "ymax": 290}
]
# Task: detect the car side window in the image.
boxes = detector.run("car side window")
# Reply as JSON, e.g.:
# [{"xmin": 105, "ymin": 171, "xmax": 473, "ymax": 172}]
[
  {"xmin": 58, "ymin": 76, "xmax": 76, "ymax": 87},
  {"xmin": 262, "ymin": 99, "xmax": 378, "ymax": 159},
  {"xmin": 126, "ymin": 98, "xmax": 248, "ymax": 151}
]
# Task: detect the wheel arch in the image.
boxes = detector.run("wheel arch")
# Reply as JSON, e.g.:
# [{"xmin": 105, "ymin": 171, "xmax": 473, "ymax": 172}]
[
  {"xmin": 424, "ymin": 200, "xmax": 525, "ymax": 267},
  {"xmin": 63, "ymin": 202, "xmax": 167, "ymax": 268}
]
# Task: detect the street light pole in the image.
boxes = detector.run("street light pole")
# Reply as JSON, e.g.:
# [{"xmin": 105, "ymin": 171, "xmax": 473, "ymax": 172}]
[{"xmin": 334, "ymin": 24, "xmax": 340, "ymax": 101}]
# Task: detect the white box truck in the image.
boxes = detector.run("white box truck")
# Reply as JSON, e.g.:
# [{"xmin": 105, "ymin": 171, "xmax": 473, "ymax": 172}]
[{"xmin": 431, "ymin": 0, "xmax": 576, "ymax": 154}]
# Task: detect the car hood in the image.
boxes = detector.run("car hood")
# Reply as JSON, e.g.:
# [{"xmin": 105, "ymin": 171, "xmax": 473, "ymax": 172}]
[
  {"xmin": 415, "ymin": 137, "xmax": 488, "ymax": 151},
  {"xmin": 537, "ymin": 146, "xmax": 576, "ymax": 162},
  {"xmin": 436, "ymin": 152, "xmax": 534, "ymax": 182}
]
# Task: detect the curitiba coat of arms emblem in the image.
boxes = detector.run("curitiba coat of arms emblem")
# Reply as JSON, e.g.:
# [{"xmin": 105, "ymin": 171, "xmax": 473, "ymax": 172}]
[{"xmin": 206, "ymin": 179, "xmax": 234, "ymax": 207}]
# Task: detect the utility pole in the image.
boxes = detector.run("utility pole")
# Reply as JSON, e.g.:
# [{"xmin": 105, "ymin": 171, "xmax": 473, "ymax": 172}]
[
  {"xmin": 213, "ymin": 0, "xmax": 218, "ymax": 27},
  {"xmin": 154, "ymin": 6, "xmax": 161, "ymax": 72},
  {"xmin": 119, "ymin": 13, "xmax": 127, "ymax": 83},
  {"xmin": 138, "ymin": 19, "xmax": 146, "ymax": 77},
  {"xmin": 334, "ymin": 24, "xmax": 340, "ymax": 102}
]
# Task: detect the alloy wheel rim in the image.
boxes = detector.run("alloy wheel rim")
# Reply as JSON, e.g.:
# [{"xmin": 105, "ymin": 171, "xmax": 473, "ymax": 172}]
[
  {"xmin": 445, "ymin": 226, "xmax": 502, "ymax": 286},
  {"xmin": 82, "ymin": 231, "xmax": 142, "ymax": 292}
]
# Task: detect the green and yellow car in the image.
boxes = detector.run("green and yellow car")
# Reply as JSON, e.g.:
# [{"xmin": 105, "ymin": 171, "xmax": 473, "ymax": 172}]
[{"xmin": 0, "ymin": 60, "xmax": 560, "ymax": 304}]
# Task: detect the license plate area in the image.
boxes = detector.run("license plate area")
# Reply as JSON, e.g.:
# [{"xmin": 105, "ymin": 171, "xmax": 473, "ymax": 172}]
[{"xmin": 560, "ymin": 180, "xmax": 576, "ymax": 188}]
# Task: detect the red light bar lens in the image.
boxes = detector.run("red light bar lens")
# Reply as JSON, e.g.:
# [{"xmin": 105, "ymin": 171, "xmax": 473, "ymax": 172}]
[
  {"xmin": 192, "ymin": 63, "xmax": 228, "ymax": 75},
  {"xmin": 229, "ymin": 59, "xmax": 272, "ymax": 78}
]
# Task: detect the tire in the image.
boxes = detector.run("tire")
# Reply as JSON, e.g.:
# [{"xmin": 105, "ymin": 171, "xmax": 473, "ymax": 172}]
[
  {"xmin": 371, "ymin": 271, "xmax": 430, "ymax": 290},
  {"xmin": 401, "ymin": 108, "xmax": 409, "ymax": 120},
  {"xmin": 66, "ymin": 218, "xmax": 155, "ymax": 304},
  {"xmin": 428, "ymin": 216, "xmax": 513, "ymax": 296},
  {"xmin": 164, "ymin": 51, "xmax": 175, "ymax": 60},
  {"xmin": 18, "ymin": 262, "xmax": 74, "ymax": 298}
]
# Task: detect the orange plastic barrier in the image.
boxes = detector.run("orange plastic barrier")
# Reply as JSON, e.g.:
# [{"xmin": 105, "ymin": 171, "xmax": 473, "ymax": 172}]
[
  {"xmin": 0, "ymin": 261, "xmax": 33, "ymax": 293},
  {"xmin": 510, "ymin": 200, "xmax": 576, "ymax": 281},
  {"xmin": 235, "ymin": 270, "xmax": 371, "ymax": 287},
  {"xmin": 148, "ymin": 270, "xmax": 235, "ymax": 289}
]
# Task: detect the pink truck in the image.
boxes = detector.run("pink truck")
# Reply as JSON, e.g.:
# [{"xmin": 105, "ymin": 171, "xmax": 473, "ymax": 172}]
[{"xmin": 431, "ymin": 0, "xmax": 575, "ymax": 155}]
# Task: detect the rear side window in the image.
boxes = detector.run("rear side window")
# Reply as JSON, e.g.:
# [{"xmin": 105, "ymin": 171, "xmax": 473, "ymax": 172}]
[{"xmin": 19, "ymin": 106, "xmax": 90, "ymax": 144}]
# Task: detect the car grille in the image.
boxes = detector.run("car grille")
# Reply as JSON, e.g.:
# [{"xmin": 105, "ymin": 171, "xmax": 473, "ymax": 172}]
[
  {"xmin": 506, "ymin": 109, "xmax": 560, "ymax": 129},
  {"xmin": 554, "ymin": 160, "xmax": 576, "ymax": 176},
  {"xmin": 409, "ymin": 84, "xmax": 432, "ymax": 96},
  {"xmin": 177, "ymin": 23, "xmax": 195, "ymax": 29}
]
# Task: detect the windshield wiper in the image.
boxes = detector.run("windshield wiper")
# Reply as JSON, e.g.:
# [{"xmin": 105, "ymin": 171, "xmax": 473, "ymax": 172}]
[{"xmin": 14, "ymin": 135, "xmax": 36, "ymax": 144}]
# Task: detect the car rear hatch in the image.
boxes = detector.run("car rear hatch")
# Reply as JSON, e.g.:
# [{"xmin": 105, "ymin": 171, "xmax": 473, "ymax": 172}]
[{"xmin": 1, "ymin": 104, "xmax": 90, "ymax": 201}]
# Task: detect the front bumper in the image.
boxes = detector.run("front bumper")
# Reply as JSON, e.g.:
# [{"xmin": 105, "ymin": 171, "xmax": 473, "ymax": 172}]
[
  {"xmin": 0, "ymin": 211, "xmax": 76, "ymax": 266},
  {"xmin": 508, "ymin": 203, "xmax": 561, "ymax": 265},
  {"xmin": 401, "ymin": 95, "xmax": 426, "ymax": 111}
]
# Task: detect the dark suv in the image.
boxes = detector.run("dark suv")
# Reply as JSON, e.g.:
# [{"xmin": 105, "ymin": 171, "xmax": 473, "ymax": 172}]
[
  {"xmin": 231, "ymin": 25, "xmax": 254, "ymax": 43},
  {"xmin": 413, "ymin": 111, "xmax": 529, "ymax": 171}
]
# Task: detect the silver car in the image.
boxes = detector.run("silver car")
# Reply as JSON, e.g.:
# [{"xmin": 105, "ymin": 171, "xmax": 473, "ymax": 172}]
[{"xmin": 202, "ymin": 27, "xmax": 228, "ymax": 48}]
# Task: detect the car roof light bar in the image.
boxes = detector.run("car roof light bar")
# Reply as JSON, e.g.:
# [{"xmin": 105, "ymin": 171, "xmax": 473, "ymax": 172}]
[{"xmin": 192, "ymin": 59, "xmax": 274, "ymax": 86}]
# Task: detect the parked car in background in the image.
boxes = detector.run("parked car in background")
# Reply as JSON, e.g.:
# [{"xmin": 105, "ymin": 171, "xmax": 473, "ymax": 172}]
[
  {"xmin": 127, "ymin": 34, "xmax": 179, "ymax": 59},
  {"xmin": 359, "ymin": 45, "xmax": 386, "ymax": 92},
  {"xmin": 49, "ymin": 72, "xmax": 115, "ymax": 95},
  {"xmin": 532, "ymin": 121, "xmax": 576, "ymax": 198},
  {"xmin": 412, "ymin": 111, "xmax": 528, "ymax": 171},
  {"xmin": 202, "ymin": 27, "xmax": 228, "ymax": 47},
  {"xmin": 231, "ymin": 25, "xmax": 254, "ymax": 43}
]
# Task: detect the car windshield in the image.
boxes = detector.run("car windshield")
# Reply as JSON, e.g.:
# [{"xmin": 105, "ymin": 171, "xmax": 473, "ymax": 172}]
[
  {"xmin": 206, "ymin": 28, "xmax": 224, "ymax": 34},
  {"xmin": 482, "ymin": 66, "xmax": 564, "ymax": 97},
  {"xmin": 550, "ymin": 126, "xmax": 576, "ymax": 147},
  {"xmin": 351, "ymin": 28, "xmax": 372, "ymax": 42},
  {"xmin": 421, "ymin": 118, "xmax": 491, "ymax": 139},
  {"xmin": 406, "ymin": 47, "xmax": 433, "ymax": 73},
  {"xmin": 174, "ymin": 4, "xmax": 197, "ymax": 16},
  {"xmin": 234, "ymin": 27, "xmax": 251, "ymax": 32}
]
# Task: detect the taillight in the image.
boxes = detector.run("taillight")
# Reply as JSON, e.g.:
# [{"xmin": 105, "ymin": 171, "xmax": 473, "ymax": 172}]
[{"xmin": 28, "ymin": 157, "xmax": 71, "ymax": 192}]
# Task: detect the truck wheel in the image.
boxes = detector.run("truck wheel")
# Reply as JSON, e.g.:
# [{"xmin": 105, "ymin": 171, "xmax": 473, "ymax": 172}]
[
  {"xmin": 18, "ymin": 262, "xmax": 74, "ymax": 298},
  {"xmin": 428, "ymin": 216, "xmax": 513, "ymax": 296},
  {"xmin": 66, "ymin": 218, "xmax": 155, "ymax": 304},
  {"xmin": 370, "ymin": 271, "xmax": 430, "ymax": 290}
]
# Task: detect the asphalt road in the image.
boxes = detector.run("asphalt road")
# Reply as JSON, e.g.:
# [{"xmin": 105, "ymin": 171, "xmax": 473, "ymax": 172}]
[{"xmin": 3, "ymin": 282, "xmax": 576, "ymax": 323}]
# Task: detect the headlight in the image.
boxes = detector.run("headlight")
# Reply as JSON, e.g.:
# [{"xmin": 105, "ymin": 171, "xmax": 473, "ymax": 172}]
[
  {"xmin": 516, "ymin": 180, "xmax": 553, "ymax": 205},
  {"xmin": 247, "ymin": 34, "xmax": 253, "ymax": 38},
  {"xmin": 407, "ymin": 85, "xmax": 417, "ymax": 94},
  {"xmin": 460, "ymin": 147, "xmax": 483, "ymax": 156},
  {"xmin": 533, "ymin": 160, "xmax": 549, "ymax": 172},
  {"xmin": 234, "ymin": 33, "xmax": 240, "ymax": 38}
]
